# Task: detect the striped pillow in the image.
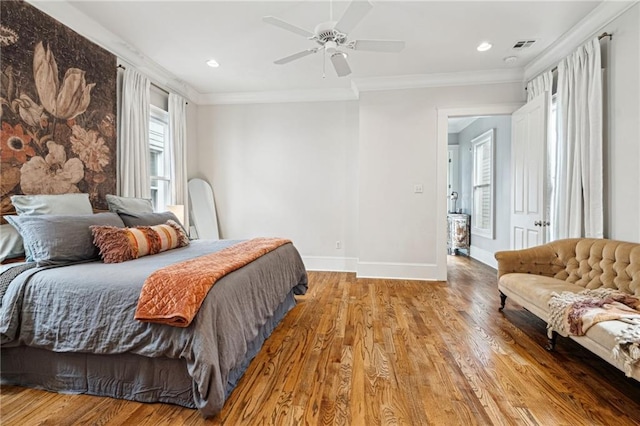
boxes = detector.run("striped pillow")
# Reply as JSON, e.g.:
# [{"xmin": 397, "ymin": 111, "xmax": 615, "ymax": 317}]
[{"xmin": 91, "ymin": 220, "xmax": 189, "ymax": 263}]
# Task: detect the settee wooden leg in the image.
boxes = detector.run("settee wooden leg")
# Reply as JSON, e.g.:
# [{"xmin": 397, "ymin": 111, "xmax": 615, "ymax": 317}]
[
  {"xmin": 546, "ymin": 331, "xmax": 558, "ymax": 351},
  {"xmin": 498, "ymin": 291, "xmax": 507, "ymax": 311}
]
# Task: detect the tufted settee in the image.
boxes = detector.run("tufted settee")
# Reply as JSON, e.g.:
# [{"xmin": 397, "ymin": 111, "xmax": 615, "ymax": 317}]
[{"xmin": 495, "ymin": 238, "xmax": 640, "ymax": 381}]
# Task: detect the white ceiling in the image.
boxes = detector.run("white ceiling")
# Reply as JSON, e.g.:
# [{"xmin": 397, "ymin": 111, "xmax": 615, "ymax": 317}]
[
  {"xmin": 448, "ymin": 116, "xmax": 480, "ymax": 133},
  {"xmin": 61, "ymin": 0, "xmax": 603, "ymax": 98}
]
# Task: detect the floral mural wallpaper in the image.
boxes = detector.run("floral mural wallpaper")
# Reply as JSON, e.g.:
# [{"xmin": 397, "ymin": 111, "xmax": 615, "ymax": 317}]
[{"xmin": 0, "ymin": 0, "xmax": 116, "ymax": 214}]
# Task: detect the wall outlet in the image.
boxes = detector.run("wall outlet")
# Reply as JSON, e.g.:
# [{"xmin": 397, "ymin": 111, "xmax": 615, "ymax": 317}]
[
  {"xmin": 414, "ymin": 184, "xmax": 424, "ymax": 193},
  {"xmin": 336, "ymin": 241, "xmax": 341, "ymax": 249}
]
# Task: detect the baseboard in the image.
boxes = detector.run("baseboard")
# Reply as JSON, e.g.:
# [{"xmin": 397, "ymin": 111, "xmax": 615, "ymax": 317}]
[
  {"xmin": 470, "ymin": 245, "xmax": 497, "ymax": 269},
  {"xmin": 356, "ymin": 261, "xmax": 442, "ymax": 281},
  {"xmin": 302, "ymin": 256, "xmax": 357, "ymax": 272}
]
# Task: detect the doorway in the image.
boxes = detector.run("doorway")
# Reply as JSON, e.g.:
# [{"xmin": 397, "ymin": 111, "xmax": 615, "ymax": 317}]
[{"xmin": 437, "ymin": 104, "xmax": 523, "ymax": 274}]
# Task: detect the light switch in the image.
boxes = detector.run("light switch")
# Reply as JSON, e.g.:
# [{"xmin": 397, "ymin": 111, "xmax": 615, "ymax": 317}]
[{"xmin": 414, "ymin": 184, "xmax": 423, "ymax": 193}]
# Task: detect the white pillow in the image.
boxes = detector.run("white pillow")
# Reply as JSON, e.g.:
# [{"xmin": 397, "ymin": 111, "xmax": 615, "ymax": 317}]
[{"xmin": 10, "ymin": 193, "xmax": 93, "ymax": 215}]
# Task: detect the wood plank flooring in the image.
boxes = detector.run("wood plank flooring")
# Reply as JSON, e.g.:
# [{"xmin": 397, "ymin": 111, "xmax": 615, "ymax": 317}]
[{"xmin": 2, "ymin": 256, "xmax": 640, "ymax": 425}]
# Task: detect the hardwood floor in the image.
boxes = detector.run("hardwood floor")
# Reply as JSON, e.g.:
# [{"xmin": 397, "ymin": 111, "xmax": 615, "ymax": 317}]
[{"xmin": 2, "ymin": 256, "xmax": 640, "ymax": 425}]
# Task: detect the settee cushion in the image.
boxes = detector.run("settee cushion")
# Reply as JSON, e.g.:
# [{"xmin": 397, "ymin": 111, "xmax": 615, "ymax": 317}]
[
  {"xmin": 584, "ymin": 320, "xmax": 631, "ymax": 353},
  {"xmin": 499, "ymin": 273, "xmax": 584, "ymax": 315}
]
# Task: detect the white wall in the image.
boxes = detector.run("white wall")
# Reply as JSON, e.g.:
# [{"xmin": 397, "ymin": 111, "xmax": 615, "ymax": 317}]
[
  {"xmin": 195, "ymin": 101, "xmax": 359, "ymax": 271},
  {"xmin": 193, "ymin": 84, "xmax": 524, "ymax": 279},
  {"xmin": 186, "ymin": 102, "xmax": 199, "ymax": 180},
  {"xmin": 191, "ymin": 5, "xmax": 639, "ymax": 278},
  {"xmin": 150, "ymin": 85, "xmax": 168, "ymax": 111},
  {"xmin": 357, "ymin": 84, "xmax": 524, "ymax": 279},
  {"xmin": 602, "ymin": 3, "xmax": 640, "ymax": 242}
]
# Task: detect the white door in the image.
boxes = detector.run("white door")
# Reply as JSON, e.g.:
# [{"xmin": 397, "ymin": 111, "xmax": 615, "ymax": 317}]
[{"xmin": 510, "ymin": 92, "xmax": 549, "ymax": 249}]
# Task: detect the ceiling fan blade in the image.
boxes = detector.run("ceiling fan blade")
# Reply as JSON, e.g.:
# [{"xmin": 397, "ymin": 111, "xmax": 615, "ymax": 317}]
[
  {"xmin": 353, "ymin": 39, "xmax": 406, "ymax": 53},
  {"xmin": 334, "ymin": 0, "xmax": 373, "ymax": 34},
  {"xmin": 274, "ymin": 49, "xmax": 318, "ymax": 65},
  {"xmin": 330, "ymin": 53, "xmax": 352, "ymax": 77},
  {"xmin": 263, "ymin": 16, "xmax": 315, "ymax": 38}
]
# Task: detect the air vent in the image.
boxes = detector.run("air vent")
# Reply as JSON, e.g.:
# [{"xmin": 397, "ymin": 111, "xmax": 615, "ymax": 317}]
[{"xmin": 512, "ymin": 40, "xmax": 536, "ymax": 50}]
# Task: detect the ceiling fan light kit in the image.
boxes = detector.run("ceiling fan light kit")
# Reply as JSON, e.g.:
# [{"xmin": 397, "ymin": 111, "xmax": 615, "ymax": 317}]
[{"xmin": 263, "ymin": 0, "xmax": 405, "ymax": 78}]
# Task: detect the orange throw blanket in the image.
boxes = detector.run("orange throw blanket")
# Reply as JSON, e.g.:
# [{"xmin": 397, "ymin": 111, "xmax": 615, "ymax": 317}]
[{"xmin": 135, "ymin": 238, "xmax": 291, "ymax": 327}]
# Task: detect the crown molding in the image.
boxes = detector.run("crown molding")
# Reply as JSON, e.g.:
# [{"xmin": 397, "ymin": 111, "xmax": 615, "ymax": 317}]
[
  {"xmin": 200, "ymin": 69, "xmax": 523, "ymax": 105},
  {"xmin": 199, "ymin": 87, "xmax": 359, "ymax": 105},
  {"xmin": 27, "ymin": 0, "xmax": 200, "ymax": 103},
  {"xmin": 524, "ymin": 0, "xmax": 639, "ymax": 81},
  {"xmin": 351, "ymin": 68, "xmax": 524, "ymax": 92}
]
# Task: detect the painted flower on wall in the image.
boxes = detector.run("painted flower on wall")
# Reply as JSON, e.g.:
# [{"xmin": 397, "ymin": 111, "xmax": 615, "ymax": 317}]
[
  {"xmin": 13, "ymin": 94, "xmax": 48, "ymax": 128},
  {"xmin": 33, "ymin": 42, "xmax": 95, "ymax": 121},
  {"xmin": 70, "ymin": 125, "xmax": 110, "ymax": 172},
  {"xmin": 1, "ymin": 122, "xmax": 35, "ymax": 163},
  {"xmin": 0, "ymin": 25, "xmax": 18, "ymax": 47},
  {"xmin": 20, "ymin": 141, "xmax": 84, "ymax": 194}
]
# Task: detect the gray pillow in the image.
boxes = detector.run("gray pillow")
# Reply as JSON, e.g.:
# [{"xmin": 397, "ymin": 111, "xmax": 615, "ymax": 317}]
[
  {"xmin": 5, "ymin": 212, "xmax": 125, "ymax": 266},
  {"xmin": 10, "ymin": 193, "xmax": 93, "ymax": 215},
  {"xmin": 0, "ymin": 224, "xmax": 25, "ymax": 262},
  {"xmin": 118, "ymin": 211, "xmax": 181, "ymax": 227},
  {"xmin": 106, "ymin": 194, "xmax": 153, "ymax": 216},
  {"xmin": 6, "ymin": 193, "xmax": 95, "ymax": 261}
]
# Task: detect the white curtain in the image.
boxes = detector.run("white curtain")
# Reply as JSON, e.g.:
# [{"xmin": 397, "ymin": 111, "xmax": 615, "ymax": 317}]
[
  {"xmin": 118, "ymin": 68, "xmax": 151, "ymax": 197},
  {"xmin": 168, "ymin": 93, "xmax": 189, "ymax": 229},
  {"xmin": 526, "ymin": 70, "xmax": 553, "ymax": 101},
  {"xmin": 553, "ymin": 37, "xmax": 603, "ymax": 239}
]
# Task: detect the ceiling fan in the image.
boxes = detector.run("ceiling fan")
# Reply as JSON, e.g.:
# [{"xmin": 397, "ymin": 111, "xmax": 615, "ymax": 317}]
[{"xmin": 263, "ymin": 0, "xmax": 405, "ymax": 77}]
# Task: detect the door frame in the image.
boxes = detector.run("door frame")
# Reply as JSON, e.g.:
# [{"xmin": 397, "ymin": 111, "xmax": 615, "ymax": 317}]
[{"xmin": 436, "ymin": 103, "xmax": 524, "ymax": 279}]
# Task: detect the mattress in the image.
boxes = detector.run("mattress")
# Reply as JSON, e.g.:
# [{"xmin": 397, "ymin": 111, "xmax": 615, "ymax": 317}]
[{"xmin": 0, "ymin": 239, "xmax": 308, "ymax": 417}]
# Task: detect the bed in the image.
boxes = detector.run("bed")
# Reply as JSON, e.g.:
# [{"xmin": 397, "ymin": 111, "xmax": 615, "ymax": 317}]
[{"xmin": 0, "ymin": 237, "xmax": 308, "ymax": 417}]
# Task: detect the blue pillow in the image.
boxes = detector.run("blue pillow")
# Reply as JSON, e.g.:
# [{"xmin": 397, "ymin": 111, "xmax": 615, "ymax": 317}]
[
  {"xmin": 10, "ymin": 193, "xmax": 93, "ymax": 215},
  {"xmin": 5, "ymin": 213, "xmax": 125, "ymax": 266}
]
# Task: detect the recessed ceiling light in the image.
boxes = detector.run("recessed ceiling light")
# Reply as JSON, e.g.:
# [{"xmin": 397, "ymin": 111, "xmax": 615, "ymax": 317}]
[
  {"xmin": 504, "ymin": 56, "xmax": 517, "ymax": 64},
  {"xmin": 477, "ymin": 42, "xmax": 492, "ymax": 52},
  {"xmin": 206, "ymin": 59, "xmax": 219, "ymax": 68}
]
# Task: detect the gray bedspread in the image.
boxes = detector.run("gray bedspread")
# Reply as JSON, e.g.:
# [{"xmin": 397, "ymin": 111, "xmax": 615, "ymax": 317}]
[{"xmin": 0, "ymin": 240, "xmax": 308, "ymax": 417}]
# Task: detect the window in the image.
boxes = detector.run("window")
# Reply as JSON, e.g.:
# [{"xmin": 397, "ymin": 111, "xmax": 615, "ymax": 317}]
[
  {"xmin": 149, "ymin": 106, "xmax": 170, "ymax": 212},
  {"xmin": 471, "ymin": 129, "xmax": 494, "ymax": 238}
]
